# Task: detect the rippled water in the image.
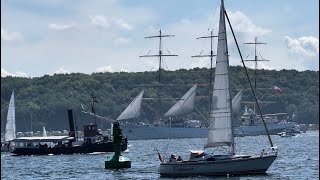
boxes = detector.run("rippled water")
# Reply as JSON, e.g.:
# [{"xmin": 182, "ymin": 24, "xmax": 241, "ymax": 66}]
[{"xmin": 1, "ymin": 131, "xmax": 319, "ymax": 179}]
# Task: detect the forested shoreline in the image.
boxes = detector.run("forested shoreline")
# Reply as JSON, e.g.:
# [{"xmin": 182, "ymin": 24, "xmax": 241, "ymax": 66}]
[{"xmin": 1, "ymin": 66, "xmax": 319, "ymax": 132}]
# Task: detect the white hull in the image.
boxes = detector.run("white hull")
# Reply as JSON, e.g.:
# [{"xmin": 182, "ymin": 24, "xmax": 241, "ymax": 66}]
[
  {"xmin": 159, "ymin": 155, "xmax": 277, "ymax": 177},
  {"xmin": 122, "ymin": 122, "xmax": 297, "ymax": 140}
]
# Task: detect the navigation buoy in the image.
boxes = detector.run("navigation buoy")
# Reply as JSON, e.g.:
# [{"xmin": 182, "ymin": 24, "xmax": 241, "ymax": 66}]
[{"xmin": 105, "ymin": 122, "xmax": 131, "ymax": 169}]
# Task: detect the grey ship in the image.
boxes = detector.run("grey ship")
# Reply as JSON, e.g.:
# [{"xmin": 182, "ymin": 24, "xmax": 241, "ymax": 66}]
[{"xmin": 83, "ymin": 32, "xmax": 298, "ymax": 140}]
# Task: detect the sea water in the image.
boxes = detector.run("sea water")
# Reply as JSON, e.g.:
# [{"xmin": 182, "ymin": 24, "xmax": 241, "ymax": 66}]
[{"xmin": 1, "ymin": 131, "xmax": 318, "ymax": 179}]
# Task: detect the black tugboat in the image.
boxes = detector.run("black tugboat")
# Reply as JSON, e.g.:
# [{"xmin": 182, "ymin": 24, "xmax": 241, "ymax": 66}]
[{"xmin": 11, "ymin": 109, "xmax": 128, "ymax": 156}]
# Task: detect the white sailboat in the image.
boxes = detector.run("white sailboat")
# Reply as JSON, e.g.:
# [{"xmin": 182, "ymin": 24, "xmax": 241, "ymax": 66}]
[
  {"xmin": 43, "ymin": 126, "xmax": 47, "ymax": 137},
  {"xmin": 1, "ymin": 90, "xmax": 16, "ymax": 152},
  {"xmin": 159, "ymin": 0, "xmax": 277, "ymax": 177}
]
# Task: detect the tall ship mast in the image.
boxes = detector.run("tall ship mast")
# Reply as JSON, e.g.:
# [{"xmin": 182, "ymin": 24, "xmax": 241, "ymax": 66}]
[
  {"xmin": 244, "ymin": 37, "xmax": 269, "ymax": 113},
  {"xmin": 139, "ymin": 29, "xmax": 178, "ymax": 124},
  {"xmin": 191, "ymin": 30, "xmax": 218, "ymax": 121}
]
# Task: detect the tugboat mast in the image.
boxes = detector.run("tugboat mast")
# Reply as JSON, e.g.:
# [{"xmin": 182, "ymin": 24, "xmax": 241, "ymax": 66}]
[{"xmin": 140, "ymin": 29, "xmax": 178, "ymax": 124}]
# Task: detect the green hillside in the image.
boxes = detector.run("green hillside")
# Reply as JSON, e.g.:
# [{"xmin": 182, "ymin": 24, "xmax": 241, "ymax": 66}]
[{"xmin": 1, "ymin": 66, "xmax": 319, "ymax": 132}]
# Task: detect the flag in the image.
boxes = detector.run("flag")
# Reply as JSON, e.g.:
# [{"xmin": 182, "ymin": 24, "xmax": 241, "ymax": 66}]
[
  {"xmin": 157, "ymin": 151, "xmax": 164, "ymax": 162},
  {"xmin": 158, "ymin": 152, "xmax": 164, "ymax": 162},
  {"xmin": 274, "ymin": 86, "xmax": 282, "ymax": 94}
]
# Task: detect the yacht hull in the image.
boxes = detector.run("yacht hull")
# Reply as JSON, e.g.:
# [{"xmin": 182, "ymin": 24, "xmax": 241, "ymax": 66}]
[{"xmin": 159, "ymin": 155, "xmax": 277, "ymax": 177}]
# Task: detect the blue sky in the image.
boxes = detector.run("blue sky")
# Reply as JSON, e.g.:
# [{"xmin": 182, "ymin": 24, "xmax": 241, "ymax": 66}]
[{"xmin": 1, "ymin": 0, "xmax": 319, "ymax": 77}]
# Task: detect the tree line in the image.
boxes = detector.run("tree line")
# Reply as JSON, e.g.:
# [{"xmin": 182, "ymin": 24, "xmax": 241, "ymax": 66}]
[{"xmin": 1, "ymin": 66, "xmax": 319, "ymax": 132}]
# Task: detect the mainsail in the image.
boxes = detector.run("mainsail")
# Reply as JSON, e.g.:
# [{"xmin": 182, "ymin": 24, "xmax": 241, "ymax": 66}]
[
  {"xmin": 205, "ymin": 1, "xmax": 233, "ymax": 148},
  {"xmin": 5, "ymin": 90, "xmax": 16, "ymax": 142},
  {"xmin": 117, "ymin": 90, "xmax": 144, "ymax": 120},
  {"xmin": 163, "ymin": 84, "xmax": 197, "ymax": 117}
]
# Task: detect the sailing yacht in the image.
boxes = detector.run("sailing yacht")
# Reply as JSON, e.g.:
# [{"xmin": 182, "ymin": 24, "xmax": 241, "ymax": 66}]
[
  {"xmin": 159, "ymin": 0, "xmax": 277, "ymax": 177},
  {"xmin": 1, "ymin": 90, "xmax": 16, "ymax": 152}
]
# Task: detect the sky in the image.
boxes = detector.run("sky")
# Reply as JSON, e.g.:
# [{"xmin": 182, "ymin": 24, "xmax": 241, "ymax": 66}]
[{"xmin": 1, "ymin": 0, "xmax": 319, "ymax": 78}]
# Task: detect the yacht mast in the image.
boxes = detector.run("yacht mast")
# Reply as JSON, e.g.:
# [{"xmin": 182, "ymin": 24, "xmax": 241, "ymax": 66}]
[
  {"xmin": 244, "ymin": 37, "xmax": 269, "ymax": 113},
  {"xmin": 192, "ymin": 30, "xmax": 218, "ymax": 121},
  {"xmin": 139, "ymin": 29, "xmax": 178, "ymax": 124}
]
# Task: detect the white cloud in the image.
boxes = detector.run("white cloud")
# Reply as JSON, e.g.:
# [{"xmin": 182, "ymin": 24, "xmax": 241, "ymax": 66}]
[
  {"xmin": 96, "ymin": 66, "xmax": 114, "ymax": 73},
  {"xmin": 228, "ymin": 11, "xmax": 271, "ymax": 41},
  {"xmin": 114, "ymin": 37, "xmax": 130, "ymax": 45},
  {"xmin": 284, "ymin": 36, "xmax": 319, "ymax": 57},
  {"xmin": 111, "ymin": 17, "xmax": 133, "ymax": 30},
  {"xmin": 53, "ymin": 67, "xmax": 70, "ymax": 74},
  {"xmin": 48, "ymin": 22, "xmax": 76, "ymax": 31},
  {"xmin": 89, "ymin": 15, "xmax": 109, "ymax": 28},
  {"xmin": 1, "ymin": 68, "xmax": 28, "ymax": 77},
  {"xmin": 1, "ymin": 28, "xmax": 23, "ymax": 42}
]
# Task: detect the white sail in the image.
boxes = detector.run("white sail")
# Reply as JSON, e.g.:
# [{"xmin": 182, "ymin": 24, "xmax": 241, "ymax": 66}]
[
  {"xmin": 163, "ymin": 84, "xmax": 197, "ymax": 117},
  {"xmin": 205, "ymin": 1, "xmax": 233, "ymax": 148},
  {"xmin": 43, "ymin": 126, "xmax": 47, "ymax": 137},
  {"xmin": 117, "ymin": 90, "xmax": 144, "ymax": 120},
  {"xmin": 5, "ymin": 90, "xmax": 16, "ymax": 142},
  {"xmin": 231, "ymin": 90, "xmax": 243, "ymax": 115}
]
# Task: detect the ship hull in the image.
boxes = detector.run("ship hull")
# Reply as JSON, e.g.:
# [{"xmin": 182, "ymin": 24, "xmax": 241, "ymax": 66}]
[
  {"xmin": 11, "ymin": 138, "xmax": 128, "ymax": 156},
  {"xmin": 159, "ymin": 155, "xmax": 277, "ymax": 177},
  {"xmin": 122, "ymin": 122, "xmax": 297, "ymax": 140}
]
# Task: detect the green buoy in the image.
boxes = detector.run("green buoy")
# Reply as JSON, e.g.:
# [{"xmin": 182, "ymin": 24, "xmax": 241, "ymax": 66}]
[{"xmin": 105, "ymin": 122, "xmax": 131, "ymax": 169}]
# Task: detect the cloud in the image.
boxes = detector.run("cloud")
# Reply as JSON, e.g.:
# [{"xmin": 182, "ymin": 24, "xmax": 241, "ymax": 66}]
[
  {"xmin": 114, "ymin": 37, "xmax": 130, "ymax": 45},
  {"xmin": 53, "ymin": 67, "xmax": 70, "ymax": 74},
  {"xmin": 284, "ymin": 36, "xmax": 319, "ymax": 57},
  {"xmin": 88, "ymin": 15, "xmax": 133, "ymax": 31},
  {"xmin": 1, "ymin": 28, "xmax": 23, "ymax": 42},
  {"xmin": 1, "ymin": 68, "xmax": 28, "ymax": 77},
  {"xmin": 111, "ymin": 17, "xmax": 133, "ymax": 30},
  {"xmin": 48, "ymin": 22, "xmax": 76, "ymax": 31},
  {"xmin": 228, "ymin": 11, "xmax": 271, "ymax": 41},
  {"xmin": 96, "ymin": 66, "xmax": 114, "ymax": 73},
  {"xmin": 89, "ymin": 15, "xmax": 109, "ymax": 28}
]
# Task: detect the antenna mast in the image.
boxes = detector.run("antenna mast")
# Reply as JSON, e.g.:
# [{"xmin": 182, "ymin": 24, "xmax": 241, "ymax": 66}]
[
  {"xmin": 139, "ymin": 29, "xmax": 178, "ymax": 124},
  {"xmin": 191, "ymin": 30, "xmax": 218, "ymax": 120}
]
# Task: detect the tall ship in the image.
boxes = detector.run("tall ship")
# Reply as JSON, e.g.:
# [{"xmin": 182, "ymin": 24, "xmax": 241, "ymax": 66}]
[
  {"xmin": 235, "ymin": 37, "xmax": 299, "ymax": 136},
  {"xmin": 83, "ymin": 32, "xmax": 298, "ymax": 140},
  {"xmin": 116, "ymin": 30, "xmax": 245, "ymax": 140}
]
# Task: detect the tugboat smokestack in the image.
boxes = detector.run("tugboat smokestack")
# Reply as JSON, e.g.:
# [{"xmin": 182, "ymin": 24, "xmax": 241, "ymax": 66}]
[{"xmin": 67, "ymin": 109, "xmax": 75, "ymax": 138}]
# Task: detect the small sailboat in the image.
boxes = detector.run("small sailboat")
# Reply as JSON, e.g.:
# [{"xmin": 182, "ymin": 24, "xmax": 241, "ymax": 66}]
[
  {"xmin": 43, "ymin": 126, "xmax": 47, "ymax": 137},
  {"xmin": 1, "ymin": 90, "xmax": 16, "ymax": 152},
  {"xmin": 159, "ymin": 0, "xmax": 277, "ymax": 177}
]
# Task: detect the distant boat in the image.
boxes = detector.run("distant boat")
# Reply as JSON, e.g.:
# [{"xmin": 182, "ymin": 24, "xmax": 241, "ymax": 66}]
[
  {"xmin": 278, "ymin": 131, "xmax": 296, "ymax": 137},
  {"xmin": 1, "ymin": 90, "xmax": 16, "ymax": 152},
  {"xmin": 42, "ymin": 126, "xmax": 47, "ymax": 137},
  {"xmin": 159, "ymin": 0, "xmax": 277, "ymax": 177}
]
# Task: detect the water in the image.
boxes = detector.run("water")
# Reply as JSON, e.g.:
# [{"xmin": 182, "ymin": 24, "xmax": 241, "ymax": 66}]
[{"xmin": 1, "ymin": 131, "xmax": 319, "ymax": 179}]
